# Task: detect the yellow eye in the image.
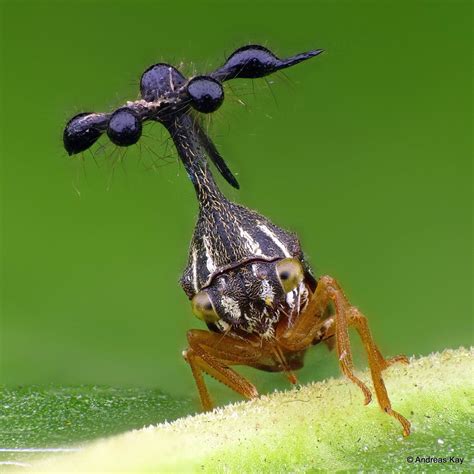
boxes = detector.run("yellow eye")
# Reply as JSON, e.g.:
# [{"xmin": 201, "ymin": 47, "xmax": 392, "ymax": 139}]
[
  {"xmin": 191, "ymin": 291, "xmax": 219, "ymax": 323},
  {"xmin": 276, "ymin": 258, "xmax": 304, "ymax": 293}
]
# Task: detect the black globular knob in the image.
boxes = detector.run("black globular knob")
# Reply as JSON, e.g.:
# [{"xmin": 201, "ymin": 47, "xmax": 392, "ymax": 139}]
[
  {"xmin": 63, "ymin": 112, "xmax": 108, "ymax": 155},
  {"xmin": 107, "ymin": 108, "xmax": 142, "ymax": 147},
  {"xmin": 187, "ymin": 76, "xmax": 224, "ymax": 114},
  {"xmin": 222, "ymin": 45, "xmax": 277, "ymax": 79},
  {"xmin": 212, "ymin": 44, "xmax": 323, "ymax": 82},
  {"xmin": 140, "ymin": 63, "xmax": 186, "ymax": 102}
]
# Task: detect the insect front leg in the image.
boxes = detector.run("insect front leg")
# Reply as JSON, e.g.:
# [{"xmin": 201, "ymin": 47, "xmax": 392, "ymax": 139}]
[
  {"xmin": 278, "ymin": 276, "xmax": 410, "ymax": 436},
  {"xmin": 183, "ymin": 330, "xmax": 262, "ymax": 411},
  {"xmin": 344, "ymin": 305, "xmax": 411, "ymax": 435},
  {"xmin": 278, "ymin": 280, "xmax": 373, "ymax": 404},
  {"xmin": 317, "ymin": 276, "xmax": 410, "ymax": 436}
]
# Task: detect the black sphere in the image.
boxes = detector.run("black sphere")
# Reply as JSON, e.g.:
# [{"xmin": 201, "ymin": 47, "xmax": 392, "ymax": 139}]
[
  {"xmin": 140, "ymin": 63, "xmax": 186, "ymax": 102},
  {"xmin": 187, "ymin": 76, "xmax": 224, "ymax": 114},
  {"xmin": 63, "ymin": 113, "xmax": 108, "ymax": 155},
  {"xmin": 107, "ymin": 108, "xmax": 142, "ymax": 147},
  {"xmin": 218, "ymin": 45, "xmax": 278, "ymax": 79}
]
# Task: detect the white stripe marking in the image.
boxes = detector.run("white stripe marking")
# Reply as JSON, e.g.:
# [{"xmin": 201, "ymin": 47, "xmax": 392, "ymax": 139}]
[
  {"xmin": 191, "ymin": 246, "xmax": 199, "ymax": 292},
  {"xmin": 202, "ymin": 236, "xmax": 217, "ymax": 273},
  {"xmin": 257, "ymin": 224, "xmax": 291, "ymax": 257},
  {"xmin": 239, "ymin": 227, "xmax": 264, "ymax": 256}
]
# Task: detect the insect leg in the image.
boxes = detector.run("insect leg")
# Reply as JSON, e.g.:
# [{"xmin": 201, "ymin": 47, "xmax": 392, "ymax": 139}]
[
  {"xmin": 276, "ymin": 281, "xmax": 333, "ymax": 351},
  {"xmin": 318, "ymin": 276, "xmax": 410, "ymax": 436},
  {"xmin": 183, "ymin": 348, "xmax": 213, "ymax": 411},
  {"xmin": 345, "ymin": 306, "xmax": 411, "ymax": 436},
  {"xmin": 316, "ymin": 276, "xmax": 373, "ymax": 406},
  {"xmin": 374, "ymin": 346, "xmax": 410, "ymax": 370},
  {"xmin": 277, "ymin": 276, "xmax": 410, "ymax": 435},
  {"xmin": 183, "ymin": 329, "xmax": 261, "ymax": 410}
]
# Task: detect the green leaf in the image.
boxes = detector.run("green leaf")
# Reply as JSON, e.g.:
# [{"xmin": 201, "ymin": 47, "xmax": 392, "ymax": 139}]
[
  {"xmin": 0, "ymin": 386, "xmax": 193, "ymax": 466},
  {"xmin": 3, "ymin": 348, "xmax": 474, "ymax": 472}
]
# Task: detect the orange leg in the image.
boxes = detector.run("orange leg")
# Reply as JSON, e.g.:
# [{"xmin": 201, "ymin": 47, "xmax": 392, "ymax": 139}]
[
  {"xmin": 183, "ymin": 330, "xmax": 262, "ymax": 411},
  {"xmin": 375, "ymin": 346, "xmax": 409, "ymax": 370},
  {"xmin": 278, "ymin": 275, "xmax": 410, "ymax": 436},
  {"xmin": 276, "ymin": 281, "xmax": 332, "ymax": 350},
  {"xmin": 345, "ymin": 306, "xmax": 410, "ymax": 436},
  {"xmin": 318, "ymin": 276, "xmax": 410, "ymax": 436}
]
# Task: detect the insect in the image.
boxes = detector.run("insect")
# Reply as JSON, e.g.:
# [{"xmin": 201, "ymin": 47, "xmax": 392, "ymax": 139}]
[{"xmin": 64, "ymin": 44, "xmax": 411, "ymax": 436}]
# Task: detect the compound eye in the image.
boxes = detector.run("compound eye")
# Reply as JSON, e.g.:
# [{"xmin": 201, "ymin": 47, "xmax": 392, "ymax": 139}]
[
  {"xmin": 191, "ymin": 291, "xmax": 219, "ymax": 323},
  {"xmin": 187, "ymin": 76, "xmax": 224, "ymax": 114},
  {"xmin": 140, "ymin": 63, "xmax": 186, "ymax": 102},
  {"xmin": 107, "ymin": 108, "xmax": 142, "ymax": 147},
  {"xmin": 63, "ymin": 112, "xmax": 108, "ymax": 155},
  {"xmin": 276, "ymin": 258, "xmax": 304, "ymax": 293}
]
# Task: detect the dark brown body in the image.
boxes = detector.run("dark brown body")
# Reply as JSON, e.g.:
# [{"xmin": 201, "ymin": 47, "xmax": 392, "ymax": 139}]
[
  {"xmin": 170, "ymin": 114, "xmax": 411, "ymax": 437},
  {"xmin": 63, "ymin": 44, "xmax": 411, "ymax": 437}
]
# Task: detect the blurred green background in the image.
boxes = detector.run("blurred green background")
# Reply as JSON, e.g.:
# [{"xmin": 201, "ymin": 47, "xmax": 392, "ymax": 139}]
[{"xmin": 0, "ymin": 0, "xmax": 472, "ymax": 406}]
